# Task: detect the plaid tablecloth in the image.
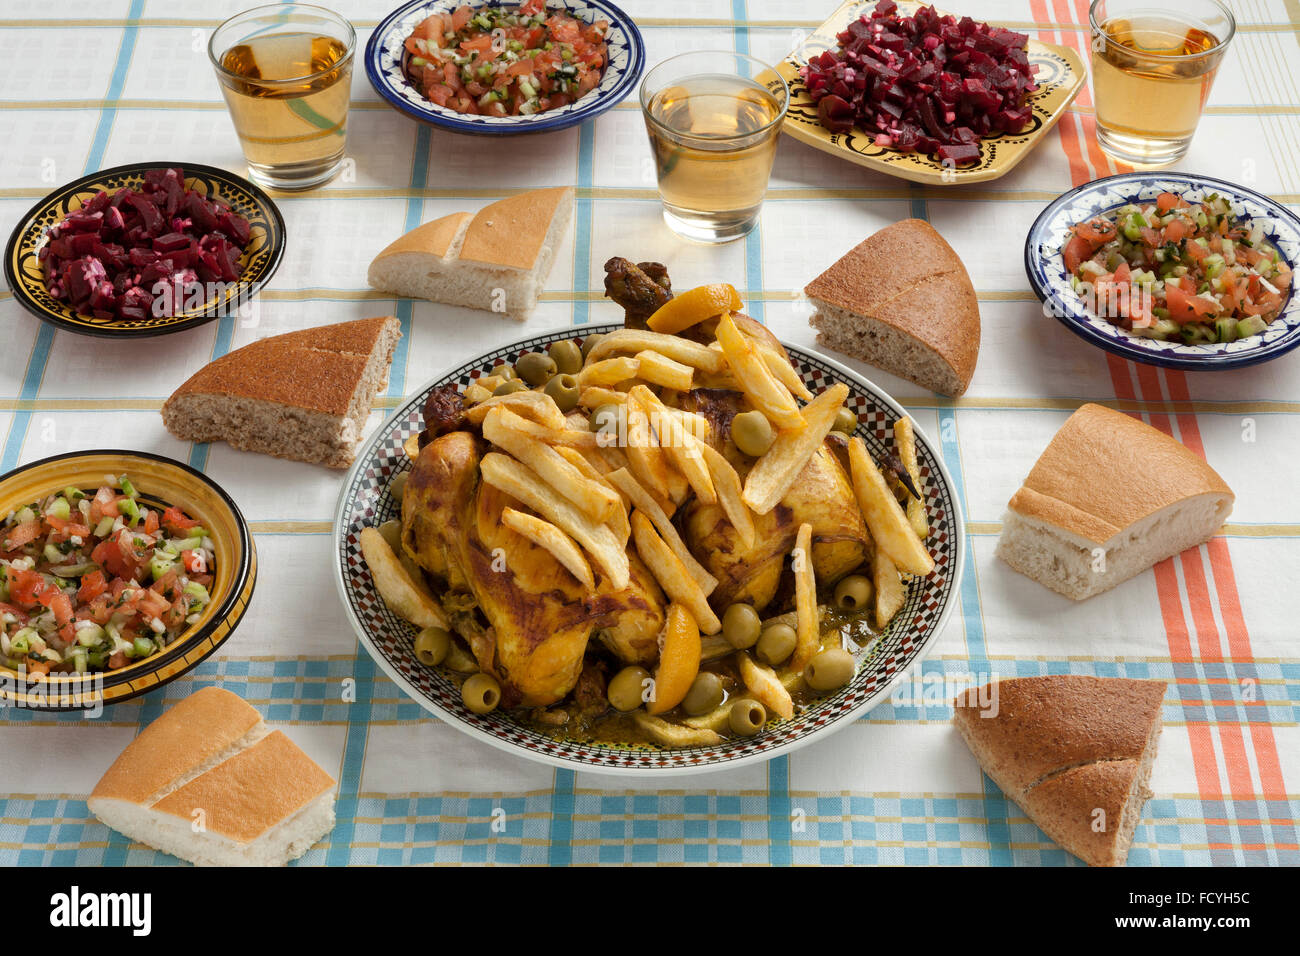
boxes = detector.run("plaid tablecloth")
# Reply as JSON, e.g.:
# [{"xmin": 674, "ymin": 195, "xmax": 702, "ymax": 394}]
[{"xmin": 1, "ymin": 0, "xmax": 1297, "ymax": 867}]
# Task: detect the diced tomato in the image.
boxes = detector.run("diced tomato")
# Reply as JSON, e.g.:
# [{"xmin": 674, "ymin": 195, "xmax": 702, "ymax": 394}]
[
  {"xmin": 1186, "ymin": 241, "xmax": 1208, "ymax": 263},
  {"xmin": 1074, "ymin": 218, "xmax": 1116, "ymax": 244},
  {"xmin": 1063, "ymin": 235, "xmax": 1095, "ymax": 274},
  {"xmin": 1165, "ymin": 283, "xmax": 1220, "ymax": 323},
  {"xmin": 1163, "ymin": 219, "xmax": 1189, "ymax": 243},
  {"xmin": 161, "ymin": 506, "xmax": 199, "ymax": 535},
  {"xmin": 139, "ymin": 589, "xmax": 171, "ymax": 619},
  {"xmin": 2, "ymin": 519, "xmax": 42, "ymax": 550},
  {"xmin": 77, "ymin": 570, "xmax": 107, "ymax": 604},
  {"xmin": 8, "ymin": 569, "xmax": 46, "ymax": 607},
  {"xmin": 0, "ymin": 601, "xmax": 27, "ymax": 621},
  {"xmin": 107, "ymin": 651, "xmax": 127, "ymax": 670},
  {"xmin": 49, "ymin": 591, "xmax": 74, "ymax": 627},
  {"xmin": 459, "ymin": 34, "xmax": 493, "ymax": 55},
  {"xmin": 1156, "ymin": 192, "xmax": 1184, "ymax": 213},
  {"xmin": 143, "ymin": 509, "xmax": 159, "ymax": 535}
]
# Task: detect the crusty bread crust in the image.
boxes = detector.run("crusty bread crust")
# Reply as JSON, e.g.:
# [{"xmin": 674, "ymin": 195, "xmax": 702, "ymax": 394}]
[
  {"xmin": 1007, "ymin": 403, "xmax": 1235, "ymax": 544},
  {"xmin": 90, "ymin": 687, "xmax": 262, "ymax": 805},
  {"xmin": 952, "ymin": 676, "xmax": 1167, "ymax": 866},
  {"xmin": 805, "ymin": 218, "xmax": 980, "ymax": 396},
  {"xmin": 150, "ymin": 731, "xmax": 336, "ymax": 844},
  {"xmin": 372, "ymin": 211, "xmax": 472, "ymax": 261},
  {"xmin": 165, "ymin": 316, "xmax": 399, "ymax": 419},
  {"xmin": 459, "ymin": 187, "xmax": 574, "ymax": 271}
]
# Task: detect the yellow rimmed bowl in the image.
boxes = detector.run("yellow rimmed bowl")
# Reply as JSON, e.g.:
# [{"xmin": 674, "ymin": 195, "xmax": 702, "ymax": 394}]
[{"xmin": 0, "ymin": 451, "xmax": 256, "ymax": 711}]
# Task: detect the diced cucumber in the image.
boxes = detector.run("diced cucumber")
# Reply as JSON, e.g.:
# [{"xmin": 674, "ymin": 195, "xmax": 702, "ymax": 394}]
[
  {"xmin": 47, "ymin": 497, "xmax": 71, "ymax": 520},
  {"xmin": 1215, "ymin": 318, "xmax": 1237, "ymax": 343},
  {"xmin": 1237, "ymin": 316, "xmax": 1269, "ymax": 338},
  {"xmin": 1152, "ymin": 318, "xmax": 1180, "ymax": 338},
  {"xmin": 132, "ymin": 636, "xmax": 155, "ymax": 659},
  {"xmin": 1122, "ymin": 212, "xmax": 1147, "ymax": 241},
  {"xmin": 15, "ymin": 506, "xmax": 36, "ymax": 525},
  {"xmin": 93, "ymin": 516, "xmax": 115, "ymax": 538},
  {"xmin": 44, "ymin": 542, "xmax": 64, "ymax": 564},
  {"xmin": 76, "ymin": 623, "xmax": 106, "ymax": 647},
  {"xmin": 184, "ymin": 581, "xmax": 211, "ymax": 606},
  {"xmin": 150, "ymin": 554, "xmax": 176, "ymax": 581},
  {"xmin": 118, "ymin": 476, "xmax": 137, "ymax": 499}
]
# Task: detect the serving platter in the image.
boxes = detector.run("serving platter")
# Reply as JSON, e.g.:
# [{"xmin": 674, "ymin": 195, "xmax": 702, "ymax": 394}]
[
  {"xmin": 1026, "ymin": 172, "xmax": 1300, "ymax": 370},
  {"xmin": 764, "ymin": 0, "xmax": 1085, "ymax": 185},
  {"xmin": 365, "ymin": 0, "xmax": 645, "ymax": 136},
  {"xmin": 3, "ymin": 162, "xmax": 285, "ymax": 339},
  {"xmin": 333, "ymin": 324, "xmax": 965, "ymax": 776},
  {"xmin": 0, "ymin": 451, "xmax": 257, "ymax": 711}
]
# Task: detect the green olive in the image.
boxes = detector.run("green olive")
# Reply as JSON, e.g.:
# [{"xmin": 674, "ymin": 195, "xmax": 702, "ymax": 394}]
[
  {"xmin": 681, "ymin": 672, "xmax": 725, "ymax": 716},
  {"xmin": 731, "ymin": 410, "xmax": 775, "ymax": 457},
  {"xmin": 581, "ymin": 333, "xmax": 605, "ymax": 360},
  {"xmin": 832, "ymin": 406, "xmax": 858, "ymax": 435},
  {"xmin": 493, "ymin": 379, "xmax": 528, "ymax": 397},
  {"xmin": 377, "ymin": 519, "xmax": 402, "ymax": 554},
  {"xmin": 462, "ymin": 673, "xmax": 502, "ymax": 714},
  {"xmin": 589, "ymin": 402, "xmax": 624, "ymax": 435},
  {"xmin": 544, "ymin": 373, "xmax": 581, "ymax": 413},
  {"xmin": 607, "ymin": 665, "xmax": 651, "ymax": 712},
  {"xmin": 494, "ymin": 363, "xmax": 518, "ymax": 381},
  {"xmin": 756, "ymin": 622, "xmax": 797, "ymax": 666},
  {"xmin": 414, "ymin": 626, "xmax": 451, "ymax": 667},
  {"xmin": 515, "ymin": 352, "xmax": 557, "ymax": 386},
  {"xmin": 804, "ymin": 647, "xmax": 856, "ymax": 692},
  {"xmin": 833, "ymin": 573, "xmax": 874, "ymax": 612},
  {"xmin": 728, "ymin": 698, "xmax": 767, "ymax": 736},
  {"xmin": 722, "ymin": 603, "xmax": 762, "ymax": 649},
  {"xmin": 549, "ymin": 339, "xmax": 583, "ymax": 376}
]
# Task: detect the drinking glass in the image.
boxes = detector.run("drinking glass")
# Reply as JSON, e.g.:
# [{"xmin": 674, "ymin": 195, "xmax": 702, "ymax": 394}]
[
  {"xmin": 209, "ymin": 4, "xmax": 356, "ymax": 190},
  {"xmin": 1089, "ymin": 0, "xmax": 1234, "ymax": 166},
  {"xmin": 640, "ymin": 51, "xmax": 789, "ymax": 244}
]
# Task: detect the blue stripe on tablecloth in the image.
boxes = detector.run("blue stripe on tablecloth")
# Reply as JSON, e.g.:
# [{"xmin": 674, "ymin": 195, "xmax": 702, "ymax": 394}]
[
  {"xmin": 389, "ymin": 125, "xmax": 432, "ymax": 399},
  {"xmin": 547, "ymin": 769, "xmax": 575, "ymax": 865},
  {"xmin": 572, "ymin": 121, "xmax": 596, "ymax": 326},
  {"xmin": 325, "ymin": 650, "xmax": 376, "ymax": 865},
  {"xmin": 936, "ymin": 406, "xmax": 1013, "ymax": 864},
  {"xmin": 0, "ymin": 0, "xmax": 144, "ymax": 475}
]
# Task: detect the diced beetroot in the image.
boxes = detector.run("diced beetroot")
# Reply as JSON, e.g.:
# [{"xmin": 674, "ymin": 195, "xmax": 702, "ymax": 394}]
[
  {"xmin": 799, "ymin": 0, "xmax": 1036, "ymax": 160},
  {"xmin": 40, "ymin": 167, "xmax": 250, "ymax": 323}
]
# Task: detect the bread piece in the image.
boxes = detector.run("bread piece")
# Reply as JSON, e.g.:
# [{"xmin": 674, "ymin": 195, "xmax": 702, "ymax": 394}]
[
  {"xmin": 953, "ymin": 676, "xmax": 1166, "ymax": 867},
  {"xmin": 161, "ymin": 315, "xmax": 400, "ymax": 469},
  {"xmin": 995, "ymin": 403, "xmax": 1234, "ymax": 599},
  {"xmin": 806, "ymin": 218, "xmax": 980, "ymax": 396},
  {"xmin": 89, "ymin": 688, "xmax": 336, "ymax": 867},
  {"xmin": 368, "ymin": 186, "xmax": 574, "ymax": 320}
]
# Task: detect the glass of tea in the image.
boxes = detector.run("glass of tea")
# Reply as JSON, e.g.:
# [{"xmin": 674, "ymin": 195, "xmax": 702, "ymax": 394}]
[
  {"xmin": 209, "ymin": 4, "xmax": 356, "ymax": 190},
  {"xmin": 640, "ymin": 52, "xmax": 789, "ymax": 244},
  {"xmin": 1089, "ymin": 0, "xmax": 1235, "ymax": 166}
]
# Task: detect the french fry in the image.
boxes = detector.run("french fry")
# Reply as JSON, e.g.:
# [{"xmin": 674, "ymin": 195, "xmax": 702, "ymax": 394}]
[
  {"xmin": 557, "ymin": 447, "xmax": 631, "ymax": 544},
  {"xmin": 463, "ymin": 382, "xmax": 493, "ymax": 404},
  {"xmin": 476, "ymin": 374, "xmax": 505, "ymax": 393},
  {"xmin": 578, "ymin": 356, "xmax": 640, "ymax": 388},
  {"xmin": 402, "ymin": 433, "xmax": 421, "ymax": 459},
  {"xmin": 553, "ymin": 445, "xmax": 605, "ymax": 482},
  {"xmin": 579, "ymin": 385, "xmax": 627, "ymax": 409},
  {"xmin": 847, "ymin": 436, "xmax": 934, "ymax": 576},
  {"xmin": 894, "ymin": 417, "xmax": 929, "ymax": 540},
  {"xmin": 586, "ymin": 329, "xmax": 726, "ymax": 373},
  {"xmin": 359, "ymin": 527, "xmax": 447, "ymax": 629},
  {"xmin": 753, "ymin": 341, "xmax": 814, "ymax": 401},
  {"xmin": 715, "ymin": 313, "xmax": 805, "ymax": 429},
  {"xmin": 873, "ymin": 543, "xmax": 906, "ymax": 627},
  {"xmin": 480, "ymin": 452, "xmax": 630, "ymax": 589},
  {"xmin": 464, "ymin": 390, "xmax": 566, "ymax": 429},
  {"xmin": 629, "ymin": 386, "xmax": 716, "ymax": 505},
  {"xmin": 484, "ymin": 409, "xmax": 602, "ymax": 449},
  {"xmin": 735, "ymin": 651, "xmax": 794, "ymax": 720},
  {"xmin": 483, "ymin": 407, "xmax": 621, "ymax": 524},
  {"xmin": 607, "ymin": 468, "xmax": 716, "ymax": 593},
  {"xmin": 743, "ymin": 382, "xmax": 849, "ymax": 514},
  {"xmin": 790, "ymin": 522, "xmax": 819, "ymax": 672},
  {"xmin": 694, "ymin": 441, "xmax": 755, "ymax": 548},
  {"xmin": 634, "ymin": 350, "xmax": 694, "ymax": 391},
  {"xmin": 623, "ymin": 389, "xmax": 673, "ymax": 500},
  {"xmin": 501, "ymin": 507, "xmax": 596, "ymax": 590},
  {"xmin": 630, "ymin": 511, "xmax": 721, "ymax": 633}
]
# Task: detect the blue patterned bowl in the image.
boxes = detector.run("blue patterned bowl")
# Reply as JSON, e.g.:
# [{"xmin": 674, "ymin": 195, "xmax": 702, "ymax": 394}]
[
  {"xmin": 365, "ymin": 0, "xmax": 644, "ymax": 135},
  {"xmin": 1025, "ymin": 172, "xmax": 1300, "ymax": 370}
]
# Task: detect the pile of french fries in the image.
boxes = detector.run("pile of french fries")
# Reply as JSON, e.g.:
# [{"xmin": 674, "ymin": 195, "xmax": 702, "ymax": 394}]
[{"xmin": 362, "ymin": 302, "xmax": 938, "ymax": 740}]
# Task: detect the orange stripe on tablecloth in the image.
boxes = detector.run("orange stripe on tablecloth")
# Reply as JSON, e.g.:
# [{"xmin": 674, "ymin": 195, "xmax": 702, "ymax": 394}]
[
  {"xmin": 1179, "ymin": 549, "xmax": 1226, "ymax": 662},
  {"xmin": 1216, "ymin": 725, "xmax": 1256, "ymax": 799},
  {"xmin": 1067, "ymin": 0, "xmax": 1134, "ymax": 177},
  {"xmin": 1187, "ymin": 722, "xmax": 1225, "ymax": 799},
  {"xmin": 1052, "ymin": 0, "xmax": 1116, "ymax": 180},
  {"xmin": 1029, "ymin": 0, "xmax": 1089, "ymax": 184},
  {"xmin": 1248, "ymin": 724, "xmax": 1288, "ymax": 800}
]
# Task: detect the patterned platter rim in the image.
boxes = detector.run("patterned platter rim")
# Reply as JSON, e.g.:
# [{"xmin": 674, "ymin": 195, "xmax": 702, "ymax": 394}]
[
  {"xmin": 765, "ymin": 0, "xmax": 1085, "ymax": 185},
  {"xmin": 3, "ymin": 161, "xmax": 286, "ymax": 340},
  {"xmin": 1025, "ymin": 172, "xmax": 1300, "ymax": 370},
  {"xmin": 0, "ymin": 450, "xmax": 257, "ymax": 711},
  {"xmin": 364, "ymin": 0, "xmax": 646, "ymax": 136},
  {"xmin": 332, "ymin": 324, "xmax": 966, "ymax": 775}
]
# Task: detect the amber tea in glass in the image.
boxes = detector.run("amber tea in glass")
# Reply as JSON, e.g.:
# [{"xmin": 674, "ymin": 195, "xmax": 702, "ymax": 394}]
[
  {"xmin": 641, "ymin": 52, "xmax": 789, "ymax": 243},
  {"xmin": 210, "ymin": 4, "xmax": 356, "ymax": 190},
  {"xmin": 1089, "ymin": 0, "xmax": 1234, "ymax": 165}
]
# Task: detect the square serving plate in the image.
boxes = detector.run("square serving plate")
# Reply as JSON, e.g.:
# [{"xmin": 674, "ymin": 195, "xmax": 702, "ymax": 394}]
[{"xmin": 763, "ymin": 0, "xmax": 1086, "ymax": 185}]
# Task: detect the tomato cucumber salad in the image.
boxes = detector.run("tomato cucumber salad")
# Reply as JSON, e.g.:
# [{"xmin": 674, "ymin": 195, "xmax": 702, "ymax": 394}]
[
  {"xmin": 0, "ymin": 476, "xmax": 215, "ymax": 676},
  {"xmin": 404, "ymin": 0, "xmax": 609, "ymax": 117},
  {"xmin": 1063, "ymin": 191, "xmax": 1293, "ymax": 344}
]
